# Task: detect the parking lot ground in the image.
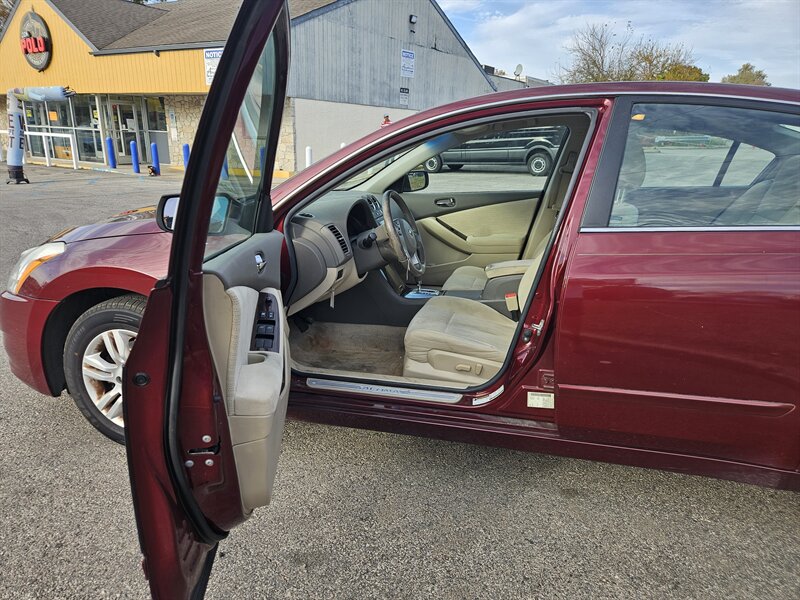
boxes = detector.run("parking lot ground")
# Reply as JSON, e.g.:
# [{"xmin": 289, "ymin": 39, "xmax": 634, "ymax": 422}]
[{"xmin": 0, "ymin": 165, "xmax": 799, "ymax": 599}]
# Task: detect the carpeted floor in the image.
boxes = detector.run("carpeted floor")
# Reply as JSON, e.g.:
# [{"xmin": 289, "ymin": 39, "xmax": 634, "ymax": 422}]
[{"xmin": 289, "ymin": 321, "xmax": 406, "ymax": 376}]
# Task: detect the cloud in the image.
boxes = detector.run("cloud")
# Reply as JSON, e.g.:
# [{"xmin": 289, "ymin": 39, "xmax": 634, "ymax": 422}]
[
  {"xmin": 436, "ymin": 0, "xmax": 485, "ymax": 14},
  {"xmin": 447, "ymin": 0, "xmax": 800, "ymax": 87}
]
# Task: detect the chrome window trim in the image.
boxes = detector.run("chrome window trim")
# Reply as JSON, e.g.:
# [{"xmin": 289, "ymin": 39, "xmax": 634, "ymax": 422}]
[
  {"xmin": 580, "ymin": 226, "xmax": 800, "ymax": 233},
  {"xmin": 275, "ymin": 90, "xmax": 798, "ymax": 209}
]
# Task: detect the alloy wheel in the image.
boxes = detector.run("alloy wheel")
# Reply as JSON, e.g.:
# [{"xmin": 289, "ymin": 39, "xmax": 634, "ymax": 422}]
[{"xmin": 81, "ymin": 328, "xmax": 137, "ymax": 426}]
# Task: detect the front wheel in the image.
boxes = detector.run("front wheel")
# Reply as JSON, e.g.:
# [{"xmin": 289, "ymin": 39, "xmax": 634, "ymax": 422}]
[
  {"xmin": 527, "ymin": 151, "xmax": 552, "ymax": 177},
  {"xmin": 424, "ymin": 155, "xmax": 443, "ymax": 173},
  {"xmin": 63, "ymin": 294, "xmax": 146, "ymax": 444}
]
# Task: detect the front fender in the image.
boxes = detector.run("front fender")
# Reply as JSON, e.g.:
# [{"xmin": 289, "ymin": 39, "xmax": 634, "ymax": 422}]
[{"xmin": 19, "ymin": 233, "xmax": 171, "ymax": 300}]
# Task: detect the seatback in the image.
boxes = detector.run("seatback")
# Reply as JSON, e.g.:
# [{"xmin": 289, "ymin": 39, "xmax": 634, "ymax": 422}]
[
  {"xmin": 715, "ymin": 155, "xmax": 800, "ymax": 225},
  {"xmin": 517, "ymin": 235, "xmax": 550, "ymax": 307}
]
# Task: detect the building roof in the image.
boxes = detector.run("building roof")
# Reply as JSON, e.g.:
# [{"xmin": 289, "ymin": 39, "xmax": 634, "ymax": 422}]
[
  {"xmin": 48, "ymin": 0, "xmax": 168, "ymax": 50},
  {"xmin": 102, "ymin": 0, "xmax": 243, "ymax": 51},
  {"xmin": 2, "ymin": 0, "xmax": 339, "ymax": 53}
]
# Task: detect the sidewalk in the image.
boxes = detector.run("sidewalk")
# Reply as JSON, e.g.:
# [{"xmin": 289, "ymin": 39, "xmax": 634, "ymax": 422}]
[{"xmin": 4, "ymin": 160, "xmax": 290, "ymax": 187}]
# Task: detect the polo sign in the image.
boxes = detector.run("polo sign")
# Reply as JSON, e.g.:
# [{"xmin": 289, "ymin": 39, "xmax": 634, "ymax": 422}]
[{"xmin": 19, "ymin": 12, "xmax": 52, "ymax": 71}]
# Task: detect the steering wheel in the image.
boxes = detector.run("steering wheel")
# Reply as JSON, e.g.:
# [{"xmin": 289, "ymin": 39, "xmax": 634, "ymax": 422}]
[{"xmin": 381, "ymin": 190, "xmax": 426, "ymax": 278}]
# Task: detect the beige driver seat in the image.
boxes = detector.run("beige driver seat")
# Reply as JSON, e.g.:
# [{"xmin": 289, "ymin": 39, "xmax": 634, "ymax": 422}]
[{"xmin": 403, "ymin": 243, "xmax": 546, "ymax": 385}]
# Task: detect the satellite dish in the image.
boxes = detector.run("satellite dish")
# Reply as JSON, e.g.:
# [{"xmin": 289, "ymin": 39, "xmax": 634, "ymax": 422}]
[{"xmin": 514, "ymin": 64, "xmax": 523, "ymax": 77}]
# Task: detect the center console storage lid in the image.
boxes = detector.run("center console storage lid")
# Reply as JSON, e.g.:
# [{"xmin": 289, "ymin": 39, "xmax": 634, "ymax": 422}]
[{"xmin": 484, "ymin": 259, "xmax": 534, "ymax": 280}]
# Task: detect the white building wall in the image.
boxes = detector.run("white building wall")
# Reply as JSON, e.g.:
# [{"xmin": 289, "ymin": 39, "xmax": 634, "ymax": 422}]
[
  {"xmin": 293, "ymin": 97, "xmax": 415, "ymax": 169},
  {"xmin": 288, "ymin": 0, "xmax": 494, "ymax": 111}
]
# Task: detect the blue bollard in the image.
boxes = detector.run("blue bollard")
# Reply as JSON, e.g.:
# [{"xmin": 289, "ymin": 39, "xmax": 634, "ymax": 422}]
[
  {"xmin": 221, "ymin": 156, "xmax": 229, "ymax": 180},
  {"xmin": 259, "ymin": 147, "xmax": 266, "ymax": 174},
  {"xmin": 130, "ymin": 141, "xmax": 140, "ymax": 174},
  {"xmin": 150, "ymin": 142, "xmax": 160, "ymax": 176},
  {"xmin": 105, "ymin": 137, "xmax": 117, "ymax": 169},
  {"xmin": 182, "ymin": 143, "xmax": 190, "ymax": 167}
]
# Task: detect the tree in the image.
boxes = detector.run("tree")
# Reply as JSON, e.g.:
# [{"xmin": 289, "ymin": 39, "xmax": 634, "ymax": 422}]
[
  {"xmin": 559, "ymin": 23, "xmax": 708, "ymax": 83},
  {"xmin": 0, "ymin": 0, "xmax": 14, "ymax": 30},
  {"xmin": 657, "ymin": 63, "xmax": 710, "ymax": 82},
  {"xmin": 721, "ymin": 63, "xmax": 770, "ymax": 86}
]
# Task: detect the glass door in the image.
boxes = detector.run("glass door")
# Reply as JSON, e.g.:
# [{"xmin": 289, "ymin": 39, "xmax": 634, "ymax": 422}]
[{"xmin": 109, "ymin": 100, "xmax": 142, "ymax": 164}]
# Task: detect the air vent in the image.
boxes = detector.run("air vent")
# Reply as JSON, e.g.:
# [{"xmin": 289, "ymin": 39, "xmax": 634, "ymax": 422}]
[
  {"xmin": 326, "ymin": 224, "xmax": 350, "ymax": 255},
  {"xmin": 365, "ymin": 195, "xmax": 381, "ymax": 214}
]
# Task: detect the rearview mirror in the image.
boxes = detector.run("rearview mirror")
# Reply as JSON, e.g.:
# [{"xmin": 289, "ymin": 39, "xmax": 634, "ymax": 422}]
[
  {"xmin": 156, "ymin": 194, "xmax": 232, "ymax": 234},
  {"xmin": 402, "ymin": 170, "xmax": 429, "ymax": 193}
]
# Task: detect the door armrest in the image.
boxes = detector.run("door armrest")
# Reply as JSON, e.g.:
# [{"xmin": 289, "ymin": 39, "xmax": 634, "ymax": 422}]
[{"xmin": 484, "ymin": 259, "xmax": 534, "ymax": 280}]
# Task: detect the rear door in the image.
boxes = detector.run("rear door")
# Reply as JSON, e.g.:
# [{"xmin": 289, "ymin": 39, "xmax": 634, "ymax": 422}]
[
  {"xmin": 122, "ymin": 2, "xmax": 290, "ymax": 598},
  {"xmin": 557, "ymin": 97, "xmax": 800, "ymax": 473}
]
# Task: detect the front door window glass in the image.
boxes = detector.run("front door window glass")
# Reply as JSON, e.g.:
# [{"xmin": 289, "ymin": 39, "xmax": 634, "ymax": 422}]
[{"xmin": 204, "ymin": 32, "xmax": 279, "ymax": 259}]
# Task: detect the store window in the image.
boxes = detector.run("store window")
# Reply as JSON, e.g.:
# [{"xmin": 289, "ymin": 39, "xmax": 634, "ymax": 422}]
[
  {"xmin": 21, "ymin": 96, "xmax": 104, "ymax": 164},
  {"xmin": 47, "ymin": 101, "xmax": 73, "ymax": 128}
]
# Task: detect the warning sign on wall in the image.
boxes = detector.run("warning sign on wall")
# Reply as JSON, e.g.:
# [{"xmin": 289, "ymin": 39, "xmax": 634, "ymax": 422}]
[
  {"xmin": 401, "ymin": 49, "xmax": 415, "ymax": 78},
  {"xmin": 204, "ymin": 48, "xmax": 224, "ymax": 85}
]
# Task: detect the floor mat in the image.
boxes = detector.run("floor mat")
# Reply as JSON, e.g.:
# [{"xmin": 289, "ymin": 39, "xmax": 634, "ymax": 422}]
[{"xmin": 289, "ymin": 321, "xmax": 406, "ymax": 376}]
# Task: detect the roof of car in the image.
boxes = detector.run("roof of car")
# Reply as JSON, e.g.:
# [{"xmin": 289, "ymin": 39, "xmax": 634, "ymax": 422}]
[
  {"xmin": 482, "ymin": 81, "xmax": 800, "ymax": 105},
  {"xmin": 272, "ymin": 81, "xmax": 799, "ymax": 204}
]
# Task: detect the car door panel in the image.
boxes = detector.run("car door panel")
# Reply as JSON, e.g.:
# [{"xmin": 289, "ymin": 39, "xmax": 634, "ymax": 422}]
[
  {"xmin": 409, "ymin": 196, "xmax": 539, "ymax": 285},
  {"xmin": 556, "ymin": 230, "xmax": 800, "ymax": 469},
  {"xmin": 202, "ymin": 267, "xmax": 289, "ymax": 512},
  {"xmin": 403, "ymin": 190, "xmax": 539, "ymax": 220}
]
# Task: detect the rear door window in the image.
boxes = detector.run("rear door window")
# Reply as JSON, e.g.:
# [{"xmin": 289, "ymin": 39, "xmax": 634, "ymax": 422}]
[{"xmin": 607, "ymin": 103, "xmax": 799, "ymax": 228}]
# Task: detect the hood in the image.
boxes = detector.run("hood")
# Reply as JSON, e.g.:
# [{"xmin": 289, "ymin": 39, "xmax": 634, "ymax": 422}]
[{"xmin": 50, "ymin": 206, "xmax": 164, "ymax": 243}]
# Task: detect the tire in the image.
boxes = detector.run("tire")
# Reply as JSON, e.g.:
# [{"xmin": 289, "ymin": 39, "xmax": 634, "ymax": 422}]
[
  {"xmin": 424, "ymin": 155, "xmax": 443, "ymax": 173},
  {"xmin": 446, "ymin": 164, "xmax": 464, "ymax": 171},
  {"xmin": 63, "ymin": 294, "xmax": 146, "ymax": 444},
  {"xmin": 527, "ymin": 151, "xmax": 552, "ymax": 177}
]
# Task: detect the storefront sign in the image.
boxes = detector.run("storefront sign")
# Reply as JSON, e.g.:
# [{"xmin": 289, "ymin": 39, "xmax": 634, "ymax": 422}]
[
  {"xmin": 401, "ymin": 49, "xmax": 415, "ymax": 78},
  {"xmin": 204, "ymin": 48, "xmax": 224, "ymax": 85},
  {"xmin": 19, "ymin": 12, "xmax": 52, "ymax": 71}
]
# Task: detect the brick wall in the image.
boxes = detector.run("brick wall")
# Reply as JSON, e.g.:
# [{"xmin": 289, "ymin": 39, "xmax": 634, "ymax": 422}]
[
  {"xmin": 162, "ymin": 95, "xmax": 296, "ymax": 174},
  {"xmin": 164, "ymin": 95, "xmax": 206, "ymax": 166}
]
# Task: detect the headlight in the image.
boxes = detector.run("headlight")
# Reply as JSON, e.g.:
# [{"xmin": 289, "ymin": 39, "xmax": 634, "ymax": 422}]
[{"xmin": 7, "ymin": 242, "xmax": 66, "ymax": 294}]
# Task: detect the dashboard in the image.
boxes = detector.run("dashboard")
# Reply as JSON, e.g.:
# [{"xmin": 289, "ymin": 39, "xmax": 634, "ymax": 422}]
[{"xmin": 286, "ymin": 192, "xmax": 388, "ymax": 315}]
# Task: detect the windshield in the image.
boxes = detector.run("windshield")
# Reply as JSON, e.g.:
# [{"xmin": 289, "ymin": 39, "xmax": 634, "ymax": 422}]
[
  {"xmin": 204, "ymin": 33, "xmax": 279, "ymax": 259},
  {"xmin": 334, "ymin": 149, "xmax": 412, "ymax": 190}
]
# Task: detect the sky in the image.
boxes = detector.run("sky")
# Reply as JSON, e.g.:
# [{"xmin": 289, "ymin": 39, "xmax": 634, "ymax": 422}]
[{"xmin": 438, "ymin": 0, "xmax": 800, "ymax": 88}]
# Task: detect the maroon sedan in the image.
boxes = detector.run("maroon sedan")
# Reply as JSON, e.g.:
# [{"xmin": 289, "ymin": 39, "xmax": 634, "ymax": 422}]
[{"xmin": 2, "ymin": 1, "xmax": 799, "ymax": 597}]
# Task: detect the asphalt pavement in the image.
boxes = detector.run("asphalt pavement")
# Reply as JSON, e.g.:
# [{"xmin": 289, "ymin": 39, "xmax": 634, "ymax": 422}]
[{"xmin": 0, "ymin": 165, "xmax": 798, "ymax": 599}]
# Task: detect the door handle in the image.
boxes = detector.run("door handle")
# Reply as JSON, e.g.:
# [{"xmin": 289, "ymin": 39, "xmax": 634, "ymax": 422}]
[{"xmin": 435, "ymin": 197, "xmax": 456, "ymax": 208}]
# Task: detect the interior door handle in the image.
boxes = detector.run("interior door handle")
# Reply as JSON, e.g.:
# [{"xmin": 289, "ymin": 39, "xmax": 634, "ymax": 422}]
[{"xmin": 435, "ymin": 197, "xmax": 456, "ymax": 208}]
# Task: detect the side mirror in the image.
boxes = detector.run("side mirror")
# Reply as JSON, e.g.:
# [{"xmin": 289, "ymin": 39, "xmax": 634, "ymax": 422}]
[
  {"xmin": 208, "ymin": 194, "xmax": 232, "ymax": 234},
  {"xmin": 156, "ymin": 194, "xmax": 232, "ymax": 233},
  {"xmin": 156, "ymin": 195, "xmax": 179, "ymax": 232},
  {"xmin": 401, "ymin": 170, "xmax": 429, "ymax": 193}
]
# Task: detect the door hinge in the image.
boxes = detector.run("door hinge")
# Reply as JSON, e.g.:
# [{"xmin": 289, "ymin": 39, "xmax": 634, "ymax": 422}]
[
  {"xmin": 531, "ymin": 318, "xmax": 545, "ymax": 336},
  {"xmin": 523, "ymin": 319, "xmax": 545, "ymax": 342}
]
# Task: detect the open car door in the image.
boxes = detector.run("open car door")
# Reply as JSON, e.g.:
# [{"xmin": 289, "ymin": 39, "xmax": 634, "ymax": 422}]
[{"xmin": 122, "ymin": 2, "xmax": 290, "ymax": 598}]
